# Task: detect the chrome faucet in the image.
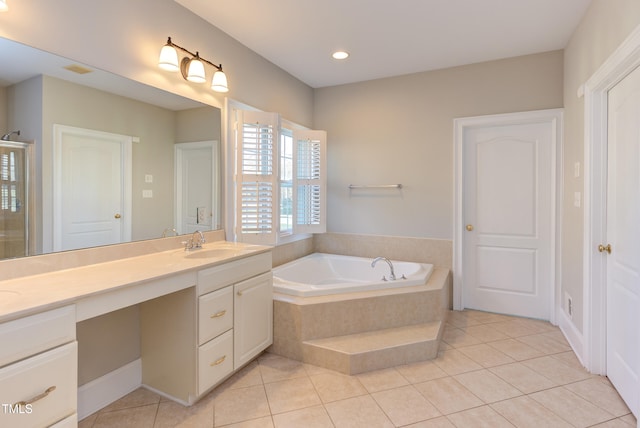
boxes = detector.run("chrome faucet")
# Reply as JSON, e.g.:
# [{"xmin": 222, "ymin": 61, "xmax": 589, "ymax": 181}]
[
  {"xmin": 184, "ymin": 230, "xmax": 206, "ymax": 251},
  {"xmin": 371, "ymin": 257, "xmax": 396, "ymax": 281}
]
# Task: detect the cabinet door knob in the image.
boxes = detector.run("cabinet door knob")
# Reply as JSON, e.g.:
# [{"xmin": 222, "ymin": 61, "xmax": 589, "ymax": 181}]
[
  {"xmin": 237, "ymin": 290, "xmax": 243, "ymax": 296},
  {"xmin": 466, "ymin": 224, "xmax": 474, "ymax": 231},
  {"xmin": 114, "ymin": 213, "xmax": 121, "ymax": 219}
]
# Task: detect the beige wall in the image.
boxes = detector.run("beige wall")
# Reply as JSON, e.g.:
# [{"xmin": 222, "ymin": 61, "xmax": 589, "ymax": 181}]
[
  {"xmin": 0, "ymin": 0, "xmax": 314, "ymax": 127},
  {"xmin": 314, "ymin": 51, "xmax": 564, "ymax": 238},
  {"xmin": 562, "ymin": 1, "xmax": 640, "ymax": 333}
]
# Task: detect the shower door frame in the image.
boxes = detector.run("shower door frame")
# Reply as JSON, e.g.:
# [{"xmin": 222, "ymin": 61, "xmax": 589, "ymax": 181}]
[{"xmin": 0, "ymin": 140, "xmax": 34, "ymax": 258}]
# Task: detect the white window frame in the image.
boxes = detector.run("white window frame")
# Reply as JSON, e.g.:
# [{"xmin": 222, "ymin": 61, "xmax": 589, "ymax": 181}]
[{"xmin": 226, "ymin": 100, "xmax": 326, "ymax": 245}]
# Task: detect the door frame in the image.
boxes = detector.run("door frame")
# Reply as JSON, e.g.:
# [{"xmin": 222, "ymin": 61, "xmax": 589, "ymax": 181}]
[
  {"xmin": 174, "ymin": 140, "xmax": 220, "ymax": 234},
  {"xmin": 582, "ymin": 23, "xmax": 640, "ymax": 376},
  {"xmin": 453, "ymin": 108, "xmax": 564, "ymax": 325}
]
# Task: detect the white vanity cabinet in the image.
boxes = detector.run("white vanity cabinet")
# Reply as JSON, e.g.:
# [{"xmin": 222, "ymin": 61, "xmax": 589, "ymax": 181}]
[
  {"xmin": 0, "ymin": 306, "xmax": 77, "ymax": 428},
  {"xmin": 141, "ymin": 251, "xmax": 272, "ymax": 405}
]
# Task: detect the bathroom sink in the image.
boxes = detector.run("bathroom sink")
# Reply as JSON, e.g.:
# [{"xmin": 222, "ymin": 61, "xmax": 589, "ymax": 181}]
[{"xmin": 183, "ymin": 248, "xmax": 239, "ymax": 259}]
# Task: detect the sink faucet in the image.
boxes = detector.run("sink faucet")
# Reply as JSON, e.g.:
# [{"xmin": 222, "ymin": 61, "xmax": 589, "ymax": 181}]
[
  {"xmin": 184, "ymin": 230, "xmax": 206, "ymax": 251},
  {"xmin": 371, "ymin": 257, "xmax": 396, "ymax": 280}
]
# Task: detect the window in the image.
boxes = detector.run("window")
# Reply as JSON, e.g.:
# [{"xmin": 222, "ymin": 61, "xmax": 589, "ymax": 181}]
[{"xmin": 233, "ymin": 107, "xmax": 326, "ymax": 245}]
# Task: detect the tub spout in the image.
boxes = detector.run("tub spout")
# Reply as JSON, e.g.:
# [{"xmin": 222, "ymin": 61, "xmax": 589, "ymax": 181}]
[{"xmin": 371, "ymin": 257, "xmax": 396, "ymax": 280}]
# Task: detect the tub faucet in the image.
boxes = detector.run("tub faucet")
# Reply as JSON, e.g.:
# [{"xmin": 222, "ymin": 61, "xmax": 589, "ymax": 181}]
[{"xmin": 371, "ymin": 257, "xmax": 396, "ymax": 281}]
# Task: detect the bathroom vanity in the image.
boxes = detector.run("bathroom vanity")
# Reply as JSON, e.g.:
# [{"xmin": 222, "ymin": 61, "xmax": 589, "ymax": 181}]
[{"xmin": 0, "ymin": 241, "xmax": 273, "ymax": 427}]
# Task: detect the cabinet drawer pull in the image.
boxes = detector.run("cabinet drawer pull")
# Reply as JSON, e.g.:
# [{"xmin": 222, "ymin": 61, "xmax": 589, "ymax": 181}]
[
  {"xmin": 210, "ymin": 355, "xmax": 226, "ymax": 366},
  {"xmin": 15, "ymin": 385, "xmax": 56, "ymax": 407},
  {"xmin": 210, "ymin": 310, "xmax": 227, "ymax": 319}
]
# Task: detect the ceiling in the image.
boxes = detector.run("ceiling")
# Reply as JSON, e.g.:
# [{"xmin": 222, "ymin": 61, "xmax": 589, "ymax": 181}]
[{"xmin": 176, "ymin": 0, "xmax": 592, "ymax": 88}]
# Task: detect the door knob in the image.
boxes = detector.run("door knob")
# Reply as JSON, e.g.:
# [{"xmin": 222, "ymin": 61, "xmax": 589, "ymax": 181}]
[
  {"xmin": 114, "ymin": 214, "xmax": 121, "ymax": 219},
  {"xmin": 466, "ymin": 224, "xmax": 474, "ymax": 231},
  {"xmin": 598, "ymin": 244, "xmax": 612, "ymax": 254}
]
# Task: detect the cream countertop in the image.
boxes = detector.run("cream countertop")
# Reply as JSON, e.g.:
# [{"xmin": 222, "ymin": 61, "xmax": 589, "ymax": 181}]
[{"xmin": 0, "ymin": 241, "xmax": 271, "ymax": 324}]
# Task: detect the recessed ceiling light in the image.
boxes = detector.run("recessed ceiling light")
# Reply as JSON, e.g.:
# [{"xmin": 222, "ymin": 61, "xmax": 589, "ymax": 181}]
[{"xmin": 332, "ymin": 51, "xmax": 350, "ymax": 60}]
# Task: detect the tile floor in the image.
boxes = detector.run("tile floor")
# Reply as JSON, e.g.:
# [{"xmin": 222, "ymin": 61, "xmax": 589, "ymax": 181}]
[{"xmin": 79, "ymin": 310, "xmax": 636, "ymax": 427}]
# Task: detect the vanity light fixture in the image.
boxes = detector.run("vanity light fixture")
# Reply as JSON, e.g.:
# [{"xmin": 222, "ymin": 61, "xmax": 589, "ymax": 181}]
[
  {"xmin": 158, "ymin": 37, "xmax": 229, "ymax": 93},
  {"xmin": 0, "ymin": 0, "xmax": 8, "ymax": 12}
]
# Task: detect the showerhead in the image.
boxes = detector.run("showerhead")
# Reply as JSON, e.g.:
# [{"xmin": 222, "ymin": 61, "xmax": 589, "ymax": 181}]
[{"xmin": 1, "ymin": 130, "xmax": 20, "ymax": 141}]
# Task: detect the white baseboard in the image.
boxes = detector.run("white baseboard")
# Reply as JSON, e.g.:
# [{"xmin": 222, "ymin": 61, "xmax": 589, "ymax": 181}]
[
  {"xmin": 558, "ymin": 310, "xmax": 586, "ymax": 368},
  {"xmin": 77, "ymin": 359, "xmax": 142, "ymax": 421}
]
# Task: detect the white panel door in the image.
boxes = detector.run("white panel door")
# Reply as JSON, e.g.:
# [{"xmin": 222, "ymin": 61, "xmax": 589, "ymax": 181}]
[
  {"xmin": 463, "ymin": 120, "xmax": 554, "ymax": 320},
  {"xmin": 606, "ymin": 65, "xmax": 640, "ymax": 417},
  {"xmin": 175, "ymin": 141, "xmax": 217, "ymax": 234},
  {"xmin": 53, "ymin": 126, "xmax": 132, "ymax": 251}
]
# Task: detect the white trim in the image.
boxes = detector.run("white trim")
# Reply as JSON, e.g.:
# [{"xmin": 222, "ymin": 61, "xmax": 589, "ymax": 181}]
[
  {"xmin": 77, "ymin": 359, "xmax": 142, "ymax": 420},
  {"xmin": 582, "ymin": 23, "xmax": 640, "ymax": 375},
  {"xmin": 453, "ymin": 109, "xmax": 563, "ymax": 324},
  {"xmin": 558, "ymin": 308, "xmax": 585, "ymax": 367}
]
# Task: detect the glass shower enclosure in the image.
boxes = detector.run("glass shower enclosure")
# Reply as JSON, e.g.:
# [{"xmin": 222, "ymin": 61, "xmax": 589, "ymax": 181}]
[{"xmin": 0, "ymin": 141, "xmax": 29, "ymax": 259}]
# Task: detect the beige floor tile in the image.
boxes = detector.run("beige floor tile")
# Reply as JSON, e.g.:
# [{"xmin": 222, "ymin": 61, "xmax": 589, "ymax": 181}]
[
  {"xmin": 214, "ymin": 385, "xmax": 270, "ymax": 426},
  {"xmin": 309, "ymin": 372, "xmax": 368, "ymax": 403},
  {"xmin": 488, "ymin": 320, "xmax": 541, "ymax": 338},
  {"xmin": 489, "ymin": 362, "xmax": 558, "ymax": 394},
  {"xmin": 433, "ymin": 349, "xmax": 483, "ymax": 375},
  {"xmin": 515, "ymin": 333, "xmax": 571, "ymax": 354},
  {"xmin": 454, "ymin": 369, "xmax": 522, "ymax": 403},
  {"xmin": 414, "ymin": 377, "xmax": 483, "ymax": 415},
  {"xmin": 509, "ymin": 317, "xmax": 557, "ymax": 334},
  {"xmin": 457, "ymin": 343, "xmax": 515, "ymax": 368},
  {"xmin": 99, "ymin": 387, "xmax": 161, "ymax": 413},
  {"xmin": 403, "ymin": 416, "xmax": 456, "ymax": 427},
  {"xmin": 521, "ymin": 356, "xmax": 592, "ymax": 385},
  {"xmin": 488, "ymin": 338, "xmax": 545, "ymax": 361},
  {"xmin": 619, "ymin": 414, "xmax": 637, "ymax": 425},
  {"xmin": 462, "ymin": 324, "xmax": 510, "ymax": 342},
  {"xmin": 565, "ymin": 378, "xmax": 631, "ymax": 417},
  {"xmin": 551, "ymin": 350, "xmax": 587, "ymax": 370},
  {"xmin": 371, "ymin": 385, "xmax": 441, "ymax": 426},
  {"xmin": 446, "ymin": 405, "xmax": 514, "ymax": 427},
  {"xmin": 79, "ymin": 413, "xmax": 98, "ymax": 428},
  {"xmin": 468, "ymin": 311, "xmax": 519, "ymax": 324},
  {"xmin": 264, "ymin": 377, "xmax": 321, "ymax": 414},
  {"xmin": 356, "ymin": 367, "xmax": 409, "ymax": 392},
  {"xmin": 589, "ymin": 418, "xmax": 636, "ymax": 427},
  {"xmin": 258, "ymin": 354, "xmax": 308, "ymax": 384},
  {"xmin": 222, "ymin": 361, "xmax": 264, "ymax": 390},
  {"xmin": 490, "ymin": 395, "xmax": 573, "ymax": 428},
  {"xmin": 218, "ymin": 416, "xmax": 274, "ymax": 428},
  {"xmin": 93, "ymin": 404, "xmax": 158, "ymax": 428},
  {"xmin": 530, "ymin": 386, "xmax": 614, "ymax": 427},
  {"xmin": 154, "ymin": 396, "xmax": 214, "ymax": 428},
  {"xmin": 303, "ymin": 363, "xmax": 336, "ymax": 376},
  {"xmin": 446, "ymin": 310, "xmax": 483, "ymax": 328},
  {"xmin": 324, "ymin": 395, "xmax": 394, "ymax": 428},
  {"xmin": 272, "ymin": 405, "xmax": 333, "ymax": 428},
  {"xmin": 396, "ymin": 360, "xmax": 449, "ymax": 384},
  {"xmin": 441, "ymin": 327, "xmax": 483, "ymax": 348}
]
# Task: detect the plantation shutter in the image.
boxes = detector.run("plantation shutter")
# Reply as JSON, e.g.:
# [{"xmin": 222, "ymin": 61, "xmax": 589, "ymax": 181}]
[
  {"xmin": 292, "ymin": 129, "xmax": 326, "ymax": 234},
  {"xmin": 236, "ymin": 110, "xmax": 279, "ymax": 244}
]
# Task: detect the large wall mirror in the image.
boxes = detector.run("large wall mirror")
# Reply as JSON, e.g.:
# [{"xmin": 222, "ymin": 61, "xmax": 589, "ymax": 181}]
[{"xmin": 0, "ymin": 37, "xmax": 222, "ymax": 259}]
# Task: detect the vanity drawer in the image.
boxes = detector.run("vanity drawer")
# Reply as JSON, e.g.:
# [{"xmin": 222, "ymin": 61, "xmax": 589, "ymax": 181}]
[
  {"xmin": 198, "ymin": 329, "xmax": 233, "ymax": 395},
  {"xmin": 199, "ymin": 286, "xmax": 233, "ymax": 345},
  {"xmin": 197, "ymin": 252, "xmax": 272, "ymax": 295},
  {"xmin": 0, "ymin": 305, "xmax": 76, "ymax": 367},
  {"xmin": 0, "ymin": 341, "xmax": 77, "ymax": 428}
]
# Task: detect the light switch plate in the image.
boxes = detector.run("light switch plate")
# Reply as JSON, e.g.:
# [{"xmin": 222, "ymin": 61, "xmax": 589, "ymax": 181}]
[
  {"xmin": 145, "ymin": 174, "xmax": 153, "ymax": 183},
  {"xmin": 574, "ymin": 191, "xmax": 581, "ymax": 207},
  {"xmin": 574, "ymin": 162, "xmax": 580, "ymax": 178},
  {"xmin": 142, "ymin": 189, "xmax": 153, "ymax": 198}
]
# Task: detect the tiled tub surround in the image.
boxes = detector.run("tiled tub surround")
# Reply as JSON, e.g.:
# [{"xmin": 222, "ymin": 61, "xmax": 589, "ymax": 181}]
[{"xmin": 271, "ymin": 267, "xmax": 451, "ymax": 375}]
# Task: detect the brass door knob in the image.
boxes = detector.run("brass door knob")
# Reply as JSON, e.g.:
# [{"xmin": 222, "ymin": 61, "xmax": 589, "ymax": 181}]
[
  {"xmin": 466, "ymin": 224, "xmax": 474, "ymax": 231},
  {"xmin": 114, "ymin": 214, "xmax": 121, "ymax": 219},
  {"xmin": 598, "ymin": 244, "xmax": 612, "ymax": 254}
]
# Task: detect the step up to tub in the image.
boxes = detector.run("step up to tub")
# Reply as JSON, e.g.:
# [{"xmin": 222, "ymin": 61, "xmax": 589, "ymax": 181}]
[{"xmin": 302, "ymin": 321, "xmax": 442, "ymax": 375}]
